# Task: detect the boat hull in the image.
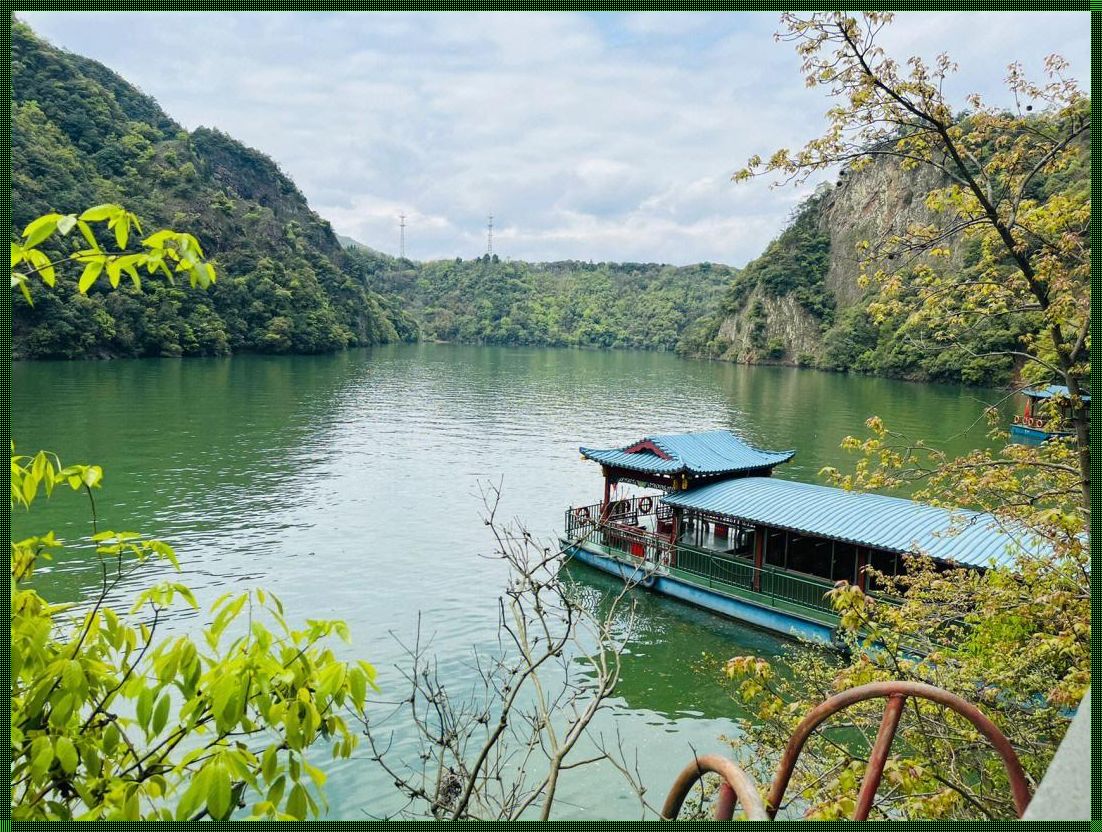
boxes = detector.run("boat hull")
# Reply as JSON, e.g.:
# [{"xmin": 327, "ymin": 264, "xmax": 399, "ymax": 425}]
[
  {"xmin": 562, "ymin": 539, "xmax": 836, "ymax": 647},
  {"xmin": 1010, "ymin": 423, "xmax": 1068, "ymax": 442}
]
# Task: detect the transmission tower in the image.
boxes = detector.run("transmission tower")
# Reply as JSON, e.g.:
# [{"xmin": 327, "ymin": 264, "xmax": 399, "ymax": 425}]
[
  {"xmin": 399, "ymin": 213, "xmax": 407, "ymax": 259},
  {"xmin": 486, "ymin": 213, "xmax": 494, "ymax": 257}
]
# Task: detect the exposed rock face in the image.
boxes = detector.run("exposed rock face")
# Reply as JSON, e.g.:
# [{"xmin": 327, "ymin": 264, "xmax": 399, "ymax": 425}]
[
  {"xmin": 818, "ymin": 159, "xmax": 955, "ymax": 308},
  {"xmin": 708, "ymin": 155, "xmax": 955, "ymax": 367},
  {"xmin": 716, "ymin": 291, "xmax": 823, "ymax": 365}
]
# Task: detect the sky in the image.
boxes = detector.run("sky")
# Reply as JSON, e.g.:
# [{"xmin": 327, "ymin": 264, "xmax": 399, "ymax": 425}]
[{"xmin": 19, "ymin": 11, "xmax": 1090, "ymax": 266}]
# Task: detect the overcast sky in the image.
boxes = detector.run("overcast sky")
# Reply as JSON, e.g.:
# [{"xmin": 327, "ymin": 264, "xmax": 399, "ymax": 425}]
[{"xmin": 20, "ymin": 12, "xmax": 1089, "ymax": 265}]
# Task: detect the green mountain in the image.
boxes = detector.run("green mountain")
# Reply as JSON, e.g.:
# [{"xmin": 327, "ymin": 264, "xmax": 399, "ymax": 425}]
[
  {"xmin": 8, "ymin": 21, "xmax": 733, "ymax": 360},
  {"xmin": 677, "ymin": 122, "xmax": 1088, "ymax": 386},
  {"xmin": 364, "ymin": 255, "xmax": 734, "ymax": 350},
  {"xmin": 12, "ymin": 21, "xmax": 416, "ymax": 359}
]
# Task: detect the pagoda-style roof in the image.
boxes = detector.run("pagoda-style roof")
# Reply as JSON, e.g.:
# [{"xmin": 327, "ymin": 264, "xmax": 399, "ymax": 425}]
[
  {"xmin": 1023, "ymin": 384, "xmax": 1090, "ymax": 403},
  {"xmin": 661, "ymin": 477, "xmax": 1050, "ymax": 569},
  {"xmin": 580, "ymin": 430, "xmax": 794, "ymax": 479}
]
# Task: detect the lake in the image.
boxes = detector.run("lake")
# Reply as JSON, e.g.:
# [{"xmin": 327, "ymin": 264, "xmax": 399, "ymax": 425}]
[{"xmin": 11, "ymin": 344, "xmax": 1007, "ymax": 818}]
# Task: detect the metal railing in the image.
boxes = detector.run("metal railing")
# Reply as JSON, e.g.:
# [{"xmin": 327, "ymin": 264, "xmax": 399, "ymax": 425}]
[
  {"xmin": 673, "ymin": 544, "xmax": 836, "ymax": 615},
  {"xmin": 564, "ymin": 512, "xmax": 837, "ymax": 617},
  {"xmin": 564, "ymin": 495, "xmax": 669, "ymax": 539}
]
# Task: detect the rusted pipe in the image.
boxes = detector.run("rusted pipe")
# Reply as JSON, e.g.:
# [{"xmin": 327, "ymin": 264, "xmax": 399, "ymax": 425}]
[
  {"xmin": 713, "ymin": 782, "xmax": 736, "ymax": 820},
  {"xmin": 661, "ymin": 753, "xmax": 768, "ymax": 821},
  {"xmin": 853, "ymin": 693, "xmax": 906, "ymax": 819},
  {"xmin": 764, "ymin": 681, "xmax": 1032, "ymax": 819}
]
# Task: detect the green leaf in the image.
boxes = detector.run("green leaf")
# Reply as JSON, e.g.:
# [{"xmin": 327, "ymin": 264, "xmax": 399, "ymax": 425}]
[
  {"xmin": 286, "ymin": 782, "xmax": 309, "ymax": 820},
  {"xmin": 14, "ymin": 273, "xmax": 33, "ymax": 305},
  {"xmin": 136, "ymin": 686, "xmax": 154, "ymax": 733},
  {"xmin": 175, "ymin": 764, "xmax": 209, "ymax": 820},
  {"xmin": 266, "ymin": 774, "xmax": 286, "ymax": 808},
  {"xmin": 76, "ymin": 220, "xmax": 101, "ymax": 252},
  {"xmin": 206, "ymin": 762, "xmax": 233, "ymax": 819},
  {"xmin": 79, "ymin": 203, "xmax": 119, "ymax": 222},
  {"xmin": 22, "ymin": 213, "xmax": 60, "ymax": 248},
  {"xmin": 102, "ymin": 723, "xmax": 119, "ymax": 755},
  {"xmin": 30, "ymin": 735, "xmax": 53, "ymax": 776},
  {"xmin": 261, "ymin": 745, "xmax": 279, "ymax": 784},
  {"xmin": 142, "ymin": 229, "xmax": 174, "ymax": 249},
  {"xmin": 78, "ymin": 260, "xmax": 104, "ymax": 294},
  {"xmin": 26, "ymin": 249, "xmax": 56, "ymax": 287},
  {"xmin": 55, "ymin": 737, "xmax": 79, "ymax": 774},
  {"xmin": 61, "ymin": 659, "xmax": 84, "ymax": 692},
  {"xmin": 349, "ymin": 668, "xmax": 366, "ymax": 708},
  {"xmin": 82, "ymin": 466, "xmax": 103, "ymax": 488},
  {"xmin": 106, "ymin": 260, "xmax": 122, "ymax": 288},
  {"xmin": 114, "ymin": 217, "xmax": 129, "ymax": 250},
  {"xmin": 56, "ymin": 214, "xmax": 77, "ymax": 235},
  {"xmin": 152, "ymin": 692, "xmax": 171, "ymax": 736}
]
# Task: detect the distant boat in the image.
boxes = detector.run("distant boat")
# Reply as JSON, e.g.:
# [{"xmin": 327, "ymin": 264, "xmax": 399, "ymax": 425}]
[
  {"xmin": 1010, "ymin": 385, "xmax": 1088, "ymax": 441},
  {"xmin": 560, "ymin": 430, "xmax": 1050, "ymax": 645}
]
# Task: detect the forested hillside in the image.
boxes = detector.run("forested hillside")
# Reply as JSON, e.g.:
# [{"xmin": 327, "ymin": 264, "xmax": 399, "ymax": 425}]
[
  {"xmin": 12, "ymin": 21, "xmax": 416, "ymax": 359},
  {"xmin": 678, "ymin": 123, "xmax": 1089, "ymax": 386},
  {"xmin": 10, "ymin": 21, "xmax": 733, "ymax": 360},
  {"xmin": 364, "ymin": 254, "xmax": 733, "ymax": 350}
]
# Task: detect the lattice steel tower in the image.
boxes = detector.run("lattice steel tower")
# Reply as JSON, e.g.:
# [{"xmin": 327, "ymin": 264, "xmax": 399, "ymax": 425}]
[
  {"xmin": 486, "ymin": 213, "xmax": 494, "ymax": 257},
  {"xmin": 398, "ymin": 213, "xmax": 407, "ymax": 259}
]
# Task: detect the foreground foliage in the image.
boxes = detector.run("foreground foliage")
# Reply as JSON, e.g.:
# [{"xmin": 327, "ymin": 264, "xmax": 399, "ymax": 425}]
[
  {"xmin": 11, "ymin": 208, "xmax": 375, "ymax": 820},
  {"xmin": 11, "ymin": 451, "xmax": 374, "ymax": 819}
]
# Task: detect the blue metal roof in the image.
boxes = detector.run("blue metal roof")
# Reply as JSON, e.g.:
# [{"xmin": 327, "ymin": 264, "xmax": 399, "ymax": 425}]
[
  {"xmin": 661, "ymin": 477, "xmax": 1049, "ymax": 568},
  {"xmin": 1023, "ymin": 384, "xmax": 1090, "ymax": 403},
  {"xmin": 580, "ymin": 430, "xmax": 795, "ymax": 477}
]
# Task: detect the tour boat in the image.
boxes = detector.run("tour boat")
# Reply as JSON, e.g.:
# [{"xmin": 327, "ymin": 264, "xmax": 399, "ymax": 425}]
[
  {"xmin": 560, "ymin": 430, "xmax": 1048, "ymax": 644},
  {"xmin": 1010, "ymin": 384, "xmax": 1088, "ymax": 441}
]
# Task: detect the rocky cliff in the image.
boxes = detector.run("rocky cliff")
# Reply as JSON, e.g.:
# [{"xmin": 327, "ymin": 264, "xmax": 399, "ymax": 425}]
[{"xmin": 677, "ymin": 152, "xmax": 1026, "ymax": 385}]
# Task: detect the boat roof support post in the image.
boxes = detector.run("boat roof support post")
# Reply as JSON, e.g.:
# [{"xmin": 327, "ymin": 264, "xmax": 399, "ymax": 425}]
[{"xmin": 753, "ymin": 525, "xmax": 765, "ymax": 592}]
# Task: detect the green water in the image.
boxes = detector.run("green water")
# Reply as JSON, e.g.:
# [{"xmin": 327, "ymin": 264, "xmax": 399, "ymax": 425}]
[{"xmin": 12, "ymin": 344, "xmax": 1007, "ymax": 818}]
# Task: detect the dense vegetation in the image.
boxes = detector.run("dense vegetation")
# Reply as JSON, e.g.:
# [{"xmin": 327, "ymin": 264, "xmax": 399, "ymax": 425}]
[
  {"xmin": 363, "ymin": 252, "xmax": 733, "ymax": 350},
  {"xmin": 12, "ymin": 21, "xmax": 415, "ymax": 359},
  {"xmin": 680, "ymin": 110, "xmax": 1088, "ymax": 387}
]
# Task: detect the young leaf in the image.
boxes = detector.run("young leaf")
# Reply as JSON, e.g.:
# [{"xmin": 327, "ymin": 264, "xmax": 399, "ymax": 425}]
[
  {"xmin": 78, "ymin": 260, "xmax": 104, "ymax": 294},
  {"xmin": 22, "ymin": 213, "xmax": 60, "ymax": 248},
  {"xmin": 79, "ymin": 204, "xmax": 119, "ymax": 222},
  {"xmin": 55, "ymin": 737, "xmax": 79, "ymax": 774}
]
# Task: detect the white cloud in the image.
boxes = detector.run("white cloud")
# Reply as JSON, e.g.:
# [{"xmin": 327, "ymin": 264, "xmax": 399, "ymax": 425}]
[{"xmin": 18, "ymin": 11, "xmax": 1090, "ymax": 265}]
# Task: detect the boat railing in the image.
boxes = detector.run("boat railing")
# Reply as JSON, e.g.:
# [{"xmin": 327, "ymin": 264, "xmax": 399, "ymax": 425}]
[
  {"xmin": 564, "ymin": 494, "xmax": 670, "ymax": 539},
  {"xmin": 672, "ymin": 543, "xmax": 838, "ymax": 615},
  {"xmin": 569, "ymin": 517, "xmax": 838, "ymax": 617},
  {"xmin": 596, "ymin": 520, "xmax": 674, "ymax": 566}
]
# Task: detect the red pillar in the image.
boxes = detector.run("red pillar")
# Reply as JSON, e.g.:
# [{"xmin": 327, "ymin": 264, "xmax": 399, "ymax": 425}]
[
  {"xmin": 601, "ymin": 468, "xmax": 613, "ymax": 520},
  {"xmin": 670, "ymin": 509, "xmax": 682, "ymax": 567},
  {"xmin": 856, "ymin": 548, "xmax": 868, "ymax": 591},
  {"xmin": 752, "ymin": 525, "xmax": 765, "ymax": 591}
]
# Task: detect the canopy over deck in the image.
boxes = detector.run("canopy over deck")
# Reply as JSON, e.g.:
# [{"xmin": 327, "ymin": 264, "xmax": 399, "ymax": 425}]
[
  {"xmin": 1023, "ymin": 384, "xmax": 1090, "ymax": 402},
  {"xmin": 661, "ymin": 477, "xmax": 1049, "ymax": 569},
  {"xmin": 580, "ymin": 430, "xmax": 794, "ymax": 485}
]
